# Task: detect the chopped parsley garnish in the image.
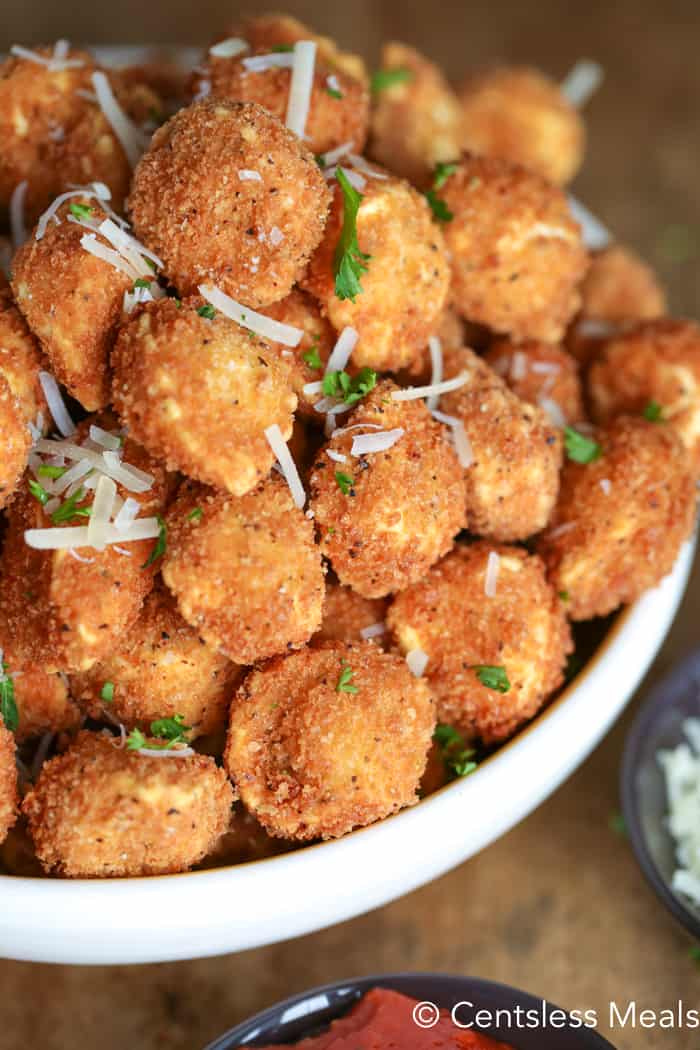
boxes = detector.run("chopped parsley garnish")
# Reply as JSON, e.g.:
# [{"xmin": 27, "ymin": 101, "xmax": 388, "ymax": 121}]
[
  {"xmin": 302, "ymin": 344, "xmax": 323, "ymax": 370},
  {"xmin": 271, "ymin": 43, "xmax": 294, "ymax": 52},
  {"xmin": 100, "ymin": 682, "xmax": 114, "ymax": 703},
  {"xmin": 187, "ymin": 507, "xmax": 203, "ymax": 522},
  {"xmin": 197, "ymin": 304, "xmax": 216, "ymax": 320},
  {"xmin": 28, "ymin": 479, "xmax": 50, "ymax": 505},
  {"xmin": 133, "ymin": 277, "xmax": 151, "ymax": 290},
  {"xmin": 315, "ymin": 153, "xmax": 326, "ymax": 169},
  {"xmin": 433, "ymin": 723, "xmax": 478, "ymax": 779},
  {"xmin": 433, "ymin": 162, "xmax": 458, "ymax": 189},
  {"xmin": 145, "ymin": 257, "xmax": 158, "ymax": 272},
  {"xmin": 336, "ymin": 662, "xmax": 358, "ymax": 693},
  {"xmin": 424, "ymin": 190, "xmax": 453, "ymax": 223},
  {"xmin": 608, "ymin": 811, "xmax": 627, "ymax": 837},
  {"xmin": 37, "ymin": 464, "xmax": 67, "ymax": 479},
  {"xmin": 126, "ymin": 714, "xmax": 190, "ymax": 751},
  {"xmin": 558, "ymin": 590, "xmax": 570, "ymax": 602},
  {"xmin": 335, "ymin": 471, "xmax": 354, "ymax": 495},
  {"xmin": 564, "ymin": 426, "xmax": 601, "ymax": 464},
  {"xmin": 370, "ymin": 67, "xmax": 413, "ymax": 94},
  {"xmin": 142, "ymin": 515, "xmax": 166, "ymax": 568},
  {"xmin": 643, "ymin": 400, "xmax": 664, "ymax": 422},
  {"xmin": 326, "ymin": 85, "xmax": 343, "ymax": 99},
  {"xmin": 322, "ymin": 366, "xmax": 377, "ymax": 405},
  {"xmin": 51, "ymin": 487, "xmax": 91, "ymax": 524},
  {"xmin": 69, "ymin": 202, "xmax": 93, "ymax": 220},
  {"xmin": 0, "ymin": 663, "xmax": 18, "ymax": 733},
  {"xmin": 333, "ymin": 167, "xmax": 370, "ymax": 302},
  {"xmin": 473, "ymin": 665, "xmax": 510, "ymax": 693}
]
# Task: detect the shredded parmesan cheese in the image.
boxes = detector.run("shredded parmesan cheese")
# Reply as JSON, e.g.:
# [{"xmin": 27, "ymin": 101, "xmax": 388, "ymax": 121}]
[
  {"xmin": 25, "ymin": 517, "xmax": 161, "ymax": 551},
  {"xmin": 265, "ymin": 424, "xmax": 306, "ymax": 508},
  {"xmin": 91, "ymin": 71, "xmax": 146, "ymax": 169},
  {"xmin": 326, "ymin": 449, "xmax": 347, "ymax": 463},
  {"xmin": 510, "ymin": 351, "xmax": 528, "ymax": 381},
  {"xmin": 484, "ymin": 551, "xmax": 500, "ymax": 598},
  {"xmin": 561, "ymin": 60, "xmax": 604, "ymax": 108},
  {"xmin": 568, "ymin": 195, "xmax": 611, "ymax": 250},
  {"xmin": 360, "ymin": 623, "xmax": 386, "ymax": 640},
  {"xmin": 430, "ymin": 409, "xmax": 473, "ymax": 468},
  {"xmin": 89, "ymin": 424, "xmax": 121, "ymax": 450},
  {"xmin": 286, "ymin": 41, "xmax": 316, "ymax": 138},
  {"xmin": 325, "ymin": 326, "xmax": 358, "ymax": 375},
  {"xmin": 199, "ymin": 284, "xmax": 303, "ymax": 347},
  {"xmin": 426, "ymin": 336, "xmax": 443, "ymax": 411},
  {"xmin": 136, "ymin": 747, "xmax": 196, "ymax": 758},
  {"xmin": 392, "ymin": 372, "xmax": 468, "ymax": 402},
  {"xmin": 9, "ymin": 181, "xmax": 28, "ymax": 249},
  {"xmin": 209, "ymin": 37, "xmax": 249, "ymax": 59},
  {"xmin": 87, "ymin": 475, "xmax": 117, "ymax": 550},
  {"xmin": 600, "ymin": 478, "xmax": 612, "ymax": 495},
  {"xmin": 350, "ymin": 429, "xmax": 404, "ymax": 456},
  {"xmin": 238, "ymin": 169, "xmax": 262, "ymax": 181},
  {"xmin": 38, "ymin": 372, "xmax": 76, "ymax": 437},
  {"xmin": 406, "ymin": 649, "xmax": 429, "ymax": 677},
  {"xmin": 11, "ymin": 42, "xmax": 84, "ymax": 71},
  {"xmin": 243, "ymin": 52, "xmax": 296, "ymax": 72},
  {"xmin": 539, "ymin": 397, "xmax": 566, "ymax": 429}
]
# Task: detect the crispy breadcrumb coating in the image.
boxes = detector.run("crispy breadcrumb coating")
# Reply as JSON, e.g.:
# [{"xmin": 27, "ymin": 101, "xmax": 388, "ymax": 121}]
[
  {"xmin": 441, "ymin": 347, "xmax": 562, "ymax": 540},
  {"xmin": 23, "ymin": 730, "xmax": 234, "ymax": 877},
  {"xmin": 71, "ymin": 584, "xmax": 241, "ymax": 739},
  {"xmin": 588, "ymin": 319, "xmax": 700, "ymax": 471},
  {"xmin": 387, "ymin": 542, "xmax": 572, "ymax": 744},
  {"xmin": 162, "ymin": 477, "xmax": 325, "ymax": 663},
  {"xmin": 0, "ymin": 288, "xmax": 48, "ymax": 427},
  {"xmin": 224, "ymin": 641, "xmax": 435, "ymax": 839},
  {"xmin": 0, "ymin": 718, "xmax": 18, "ymax": 845},
  {"xmin": 485, "ymin": 338, "xmax": 584, "ymax": 426},
  {"xmin": 369, "ymin": 42, "xmax": 465, "ymax": 188},
  {"xmin": 310, "ymin": 380, "xmax": 466, "ymax": 597},
  {"xmin": 262, "ymin": 289, "xmax": 336, "ymax": 421},
  {"xmin": 128, "ymin": 99, "xmax": 331, "ymax": 307},
  {"xmin": 0, "ymin": 374, "xmax": 30, "ymax": 511},
  {"xmin": 537, "ymin": 417, "xmax": 696, "ymax": 620},
  {"xmin": 8, "ymin": 660, "xmax": 80, "ymax": 743},
  {"xmin": 302, "ymin": 173, "xmax": 450, "ymax": 373},
  {"xmin": 459, "ymin": 66, "xmax": 585, "ymax": 186},
  {"xmin": 12, "ymin": 198, "xmax": 131, "ymax": 410},
  {"xmin": 439, "ymin": 153, "xmax": 589, "ymax": 343},
  {"xmin": 112, "ymin": 296, "xmax": 297, "ymax": 495},
  {"xmin": 580, "ymin": 245, "xmax": 667, "ymax": 325},
  {"xmin": 315, "ymin": 579, "xmax": 388, "ymax": 645}
]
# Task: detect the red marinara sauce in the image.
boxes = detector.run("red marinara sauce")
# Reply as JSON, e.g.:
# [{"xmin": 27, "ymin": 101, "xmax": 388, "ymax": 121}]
[{"xmin": 247, "ymin": 987, "xmax": 515, "ymax": 1048}]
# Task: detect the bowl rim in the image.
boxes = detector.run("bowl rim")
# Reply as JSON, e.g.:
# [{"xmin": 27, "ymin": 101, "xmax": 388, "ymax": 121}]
[
  {"xmin": 204, "ymin": 971, "xmax": 618, "ymax": 1049},
  {"xmin": 621, "ymin": 649, "xmax": 700, "ymax": 941}
]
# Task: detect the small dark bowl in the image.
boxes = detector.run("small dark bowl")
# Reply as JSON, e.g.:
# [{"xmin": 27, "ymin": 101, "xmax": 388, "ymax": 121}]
[
  {"xmin": 622, "ymin": 648, "xmax": 700, "ymax": 940},
  {"xmin": 205, "ymin": 973, "xmax": 616, "ymax": 1049}
]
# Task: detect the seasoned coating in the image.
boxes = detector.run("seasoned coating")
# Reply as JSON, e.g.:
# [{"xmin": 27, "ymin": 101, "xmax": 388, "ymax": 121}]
[
  {"xmin": 0, "ymin": 288, "xmax": 48, "ymax": 428},
  {"xmin": 580, "ymin": 245, "xmax": 667, "ymax": 326},
  {"xmin": 310, "ymin": 380, "xmax": 466, "ymax": 597},
  {"xmin": 0, "ymin": 48, "xmax": 159, "ymax": 221},
  {"xmin": 71, "ymin": 585, "xmax": 240, "ymax": 739},
  {"xmin": 128, "ymin": 99, "xmax": 331, "ymax": 307},
  {"xmin": 588, "ymin": 320, "xmax": 700, "ymax": 473},
  {"xmin": 441, "ymin": 347, "xmax": 562, "ymax": 540},
  {"xmin": 459, "ymin": 66, "xmax": 585, "ymax": 186},
  {"xmin": 22, "ymin": 730, "xmax": 234, "ymax": 877},
  {"xmin": 224, "ymin": 642, "xmax": 435, "ymax": 839},
  {"xmin": 439, "ymin": 154, "xmax": 589, "ymax": 343},
  {"xmin": 0, "ymin": 422, "xmax": 169, "ymax": 673},
  {"xmin": 302, "ymin": 174, "xmax": 450, "ymax": 373},
  {"xmin": 537, "ymin": 417, "xmax": 696, "ymax": 620},
  {"xmin": 315, "ymin": 579, "xmax": 388, "ymax": 645},
  {"xmin": 485, "ymin": 338, "xmax": 584, "ymax": 426},
  {"xmin": 257, "ymin": 289, "xmax": 336, "ymax": 422},
  {"xmin": 12, "ymin": 199, "xmax": 131, "ymax": 410},
  {"xmin": 8, "ymin": 660, "xmax": 80, "ymax": 743},
  {"xmin": 405, "ymin": 306, "xmax": 467, "ymax": 386},
  {"xmin": 0, "ymin": 374, "xmax": 30, "ymax": 511},
  {"xmin": 191, "ymin": 45, "xmax": 369, "ymax": 157},
  {"xmin": 0, "ymin": 718, "xmax": 18, "ymax": 846},
  {"xmin": 368, "ymin": 42, "xmax": 465, "ymax": 188},
  {"xmin": 162, "ymin": 478, "xmax": 325, "ymax": 663},
  {"xmin": 112, "ymin": 296, "xmax": 297, "ymax": 495},
  {"xmin": 387, "ymin": 543, "xmax": 572, "ymax": 744}
]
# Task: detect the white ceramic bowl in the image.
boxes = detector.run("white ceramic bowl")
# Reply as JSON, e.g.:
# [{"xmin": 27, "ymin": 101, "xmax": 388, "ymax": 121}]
[{"xmin": 0, "ymin": 540, "xmax": 693, "ymax": 965}]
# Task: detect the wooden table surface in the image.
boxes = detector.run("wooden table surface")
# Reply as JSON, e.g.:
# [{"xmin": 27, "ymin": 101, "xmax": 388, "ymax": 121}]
[{"xmin": 1, "ymin": 1, "xmax": 699, "ymax": 1047}]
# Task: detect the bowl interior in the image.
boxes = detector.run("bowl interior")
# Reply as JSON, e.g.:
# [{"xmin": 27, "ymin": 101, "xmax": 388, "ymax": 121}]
[
  {"xmin": 206, "ymin": 974, "xmax": 616, "ymax": 1049},
  {"xmin": 622, "ymin": 648, "xmax": 700, "ymax": 937}
]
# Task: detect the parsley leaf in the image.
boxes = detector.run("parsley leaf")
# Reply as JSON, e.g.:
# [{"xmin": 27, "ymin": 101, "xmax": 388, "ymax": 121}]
[
  {"xmin": 333, "ymin": 167, "xmax": 370, "ymax": 302},
  {"xmin": 37, "ymin": 464, "xmax": 67, "ymax": 479},
  {"xmin": 302, "ymin": 344, "xmax": 323, "ymax": 370},
  {"xmin": 326, "ymin": 85, "xmax": 343, "ymax": 100},
  {"xmin": 0, "ymin": 663, "xmax": 18, "ymax": 733},
  {"xmin": 424, "ymin": 189, "xmax": 453, "ymax": 223},
  {"xmin": 322, "ymin": 367, "xmax": 377, "ymax": 405},
  {"xmin": 69, "ymin": 202, "xmax": 93, "ymax": 220},
  {"xmin": 151, "ymin": 713, "xmax": 190, "ymax": 742},
  {"xmin": 473, "ymin": 665, "xmax": 510, "ymax": 693},
  {"xmin": 197, "ymin": 304, "xmax": 216, "ymax": 320},
  {"xmin": 335, "ymin": 471, "xmax": 354, "ymax": 495},
  {"xmin": 133, "ymin": 277, "xmax": 151, "ymax": 290},
  {"xmin": 125, "ymin": 728, "xmax": 147, "ymax": 751},
  {"xmin": 370, "ymin": 67, "xmax": 413, "ymax": 94},
  {"xmin": 100, "ymin": 682, "xmax": 114, "ymax": 703},
  {"xmin": 187, "ymin": 507, "xmax": 203, "ymax": 522},
  {"xmin": 51, "ymin": 487, "xmax": 90, "ymax": 524},
  {"xmin": 643, "ymin": 400, "xmax": 664, "ymax": 422},
  {"xmin": 564, "ymin": 426, "xmax": 601, "ymax": 464},
  {"xmin": 28, "ymin": 479, "xmax": 50, "ymax": 505},
  {"xmin": 558, "ymin": 590, "xmax": 570, "ymax": 602},
  {"xmin": 271, "ymin": 43, "xmax": 294, "ymax": 52},
  {"xmin": 336, "ymin": 662, "xmax": 358, "ymax": 693},
  {"xmin": 433, "ymin": 723, "xmax": 478, "ymax": 779},
  {"xmin": 433, "ymin": 162, "xmax": 458, "ymax": 189},
  {"xmin": 142, "ymin": 515, "xmax": 167, "ymax": 568}
]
